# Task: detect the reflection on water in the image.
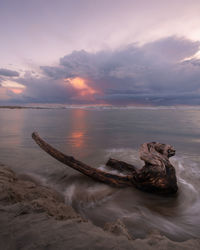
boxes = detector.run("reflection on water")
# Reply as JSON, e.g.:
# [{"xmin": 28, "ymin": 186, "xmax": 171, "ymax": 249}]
[
  {"xmin": 1, "ymin": 107, "xmax": 200, "ymax": 241},
  {"xmin": 69, "ymin": 109, "xmax": 86, "ymax": 148},
  {"xmin": 0, "ymin": 109, "xmax": 24, "ymax": 147},
  {"xmin": 71, "ymin": 132, "xmax": 84, "ymax": 148}
]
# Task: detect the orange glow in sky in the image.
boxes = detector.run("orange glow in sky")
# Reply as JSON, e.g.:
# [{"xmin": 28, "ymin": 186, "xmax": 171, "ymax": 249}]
[
  {"xmin": 10, "ymin": 88, "xmax": 24, "ymax": 94},
  {"xmin": 65, "ymin": 77, "xmax": 97, "ymax": 97},
  {"xmin": 1, "ymin": 80, "xmax": 26, "ymax": 95}
]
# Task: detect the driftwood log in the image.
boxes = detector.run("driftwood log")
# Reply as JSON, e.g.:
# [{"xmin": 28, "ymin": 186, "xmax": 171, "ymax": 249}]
[{"xmin": 32, "ymin": 132, "xmax": 178, "ymax": 195}]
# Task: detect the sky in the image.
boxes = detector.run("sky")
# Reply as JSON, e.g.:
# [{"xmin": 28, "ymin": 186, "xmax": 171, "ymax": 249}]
[{"xmin": 0, "ymin": 0, "xmax": 200, "ymax": 105}]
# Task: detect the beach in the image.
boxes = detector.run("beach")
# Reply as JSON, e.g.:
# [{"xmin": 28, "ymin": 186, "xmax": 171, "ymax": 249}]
[
  {"xmin": 1, "ymin": 106, "xmax": 200, "ymax": 248},
  {"xmin": 1, "ymin": 163, "xmax": 200, "ymax": 250}
]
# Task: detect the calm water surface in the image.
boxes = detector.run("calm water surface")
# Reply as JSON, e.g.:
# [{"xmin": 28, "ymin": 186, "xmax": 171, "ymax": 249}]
[{"xmin": 0, "ymin": 107, "xmax": 200, "ymax": 241}]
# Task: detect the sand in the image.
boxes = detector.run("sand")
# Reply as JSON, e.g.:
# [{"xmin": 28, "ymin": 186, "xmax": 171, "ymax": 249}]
[{"xmin": 0, "ymin": 163, "xmax": 199, "ymax": 250}]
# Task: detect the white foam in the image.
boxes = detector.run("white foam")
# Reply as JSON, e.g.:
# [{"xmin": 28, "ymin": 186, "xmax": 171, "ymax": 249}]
[
  {"xmin": 64, "ymin": 184, "xmax": 76, "ymax": 205},
  {"xmin": 98, "ymin": 164, "xmax": 127, "ymax": 176},
  {"xmin": 63, "ymin": 105, "xmax": 200, "ymax": 111},
  {"xmin": 179, "ymin": 177, "xmax": 197, "ymax": 193}
]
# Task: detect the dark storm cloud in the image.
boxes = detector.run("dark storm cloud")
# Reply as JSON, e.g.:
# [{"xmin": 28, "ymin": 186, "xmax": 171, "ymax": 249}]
[
  {"xmin": 10, "ymin": 36, "xmax": 200, "ymax": 105},
  {"xmin": 43, "ymin": 37, "xmax": 199, "ymax": 82},
  {"xmin": 0, "ymin": 68, "xmax": 19, "ymax": 77},
  {"xmin": 43, "ymin": 37, "xmax": 199, "ymax": 80},
  {"xmin": 15, "ymin": 72, "xmax": 96, "ymax": 104},
  {"xmin": 17, "ymin": 77, "xmax": 72, "ymax": 103},
  {"xmin": 40, "ymin": 66, "xmax": 67, "ymax": 80}
]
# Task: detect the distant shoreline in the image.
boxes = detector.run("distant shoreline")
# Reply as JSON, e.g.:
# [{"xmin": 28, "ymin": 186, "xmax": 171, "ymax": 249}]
[
  {"xmin": 0, "ymin": 106, "xmax": 50, "ymax": 109},
  {"xmin": 1, "ymin": 105, "xmax": 200, "ymax": 111}
]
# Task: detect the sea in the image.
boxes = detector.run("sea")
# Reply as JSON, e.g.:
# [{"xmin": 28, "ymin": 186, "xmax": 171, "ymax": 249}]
[{"xmin": 1, "ymin": 105, "xmax": 200, "ymax": 241}]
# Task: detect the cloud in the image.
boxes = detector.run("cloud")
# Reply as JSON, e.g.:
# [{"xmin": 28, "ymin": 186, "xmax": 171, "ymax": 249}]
[
  {"xmin": 4, "ymin": 36, "xmax": 200, "ymax": 105},
  {"xmin": 142, "ymin": 37, "xmax": 200, "ymax": 62},
  {"xmin": 0, "ymin": 68, "xmax": 19, "ymax": 77},
  {"xmin": 43, "ymin": 37, "xmax": 200, "ymax": 79}
]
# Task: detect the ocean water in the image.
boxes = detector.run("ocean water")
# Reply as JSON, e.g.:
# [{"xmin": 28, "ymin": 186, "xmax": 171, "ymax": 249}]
[{"xmin": 1, "ymin": 106, "xmax": 200, "ymax": 241}]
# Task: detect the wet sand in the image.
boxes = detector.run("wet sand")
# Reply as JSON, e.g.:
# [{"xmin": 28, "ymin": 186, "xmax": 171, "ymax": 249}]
[{"xmin": 0, "ymin": 163, "xmax": 200, "ymax": 250}]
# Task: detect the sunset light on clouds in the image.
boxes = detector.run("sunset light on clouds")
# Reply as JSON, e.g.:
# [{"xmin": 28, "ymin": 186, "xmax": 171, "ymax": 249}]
[
  {"xmin": 9, "ymin": 88, "xmax": 24, "ymax": 95},
  {"xmin": 0, "ymin": 0, "xmax": 200, "ymax": 105},
  {"xmin": 1, "ymin": 80, "xmax": 25, "ymax": 90},
  {"xmin": 0, "ymin": 80, "xmax": 25, "ymax": 97},
  {"xmin": 65, "ymin": 77, "xmax": 98, "ymax": 97}
]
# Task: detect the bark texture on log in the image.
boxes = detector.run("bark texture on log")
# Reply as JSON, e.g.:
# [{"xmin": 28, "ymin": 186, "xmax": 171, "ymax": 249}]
[
  {"xmin": 32, "ymin": 132, "xmax": 178, "ymax": 195},
  {"xmin": 32, "ymin": 132, "xmax": 132, "ymax": 187}
]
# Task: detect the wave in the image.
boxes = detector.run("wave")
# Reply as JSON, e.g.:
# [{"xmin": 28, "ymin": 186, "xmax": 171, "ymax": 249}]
[
  {"xmin": 64, "ymin": 183, "xmax": 116, "ymax": 209},
  {"xmin": 63, "ymin": 105, "xmax": 200, "ymax": 111},
  {"xmin": 25, "ymin": 103, "xmax": 200, "ymax": 111},
  {"xmin": 31, "ymin": 148, "xmax": 200, "ymax": 241}
]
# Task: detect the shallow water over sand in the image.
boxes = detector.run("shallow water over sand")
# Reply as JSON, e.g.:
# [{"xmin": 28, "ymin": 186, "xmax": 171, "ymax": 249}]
[{"xmin": 0, "ymin": 107, "xmax": 200, "ymax": 241}]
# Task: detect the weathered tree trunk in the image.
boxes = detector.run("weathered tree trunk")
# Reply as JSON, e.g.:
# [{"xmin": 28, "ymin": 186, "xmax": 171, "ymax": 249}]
[
  {"xmin": 32, "ymin": 132, "xmax": 178, "ymax": 195},
  {"xmin": 32, "ymin": 132, "xmax": 132, "ymax": 187}
]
